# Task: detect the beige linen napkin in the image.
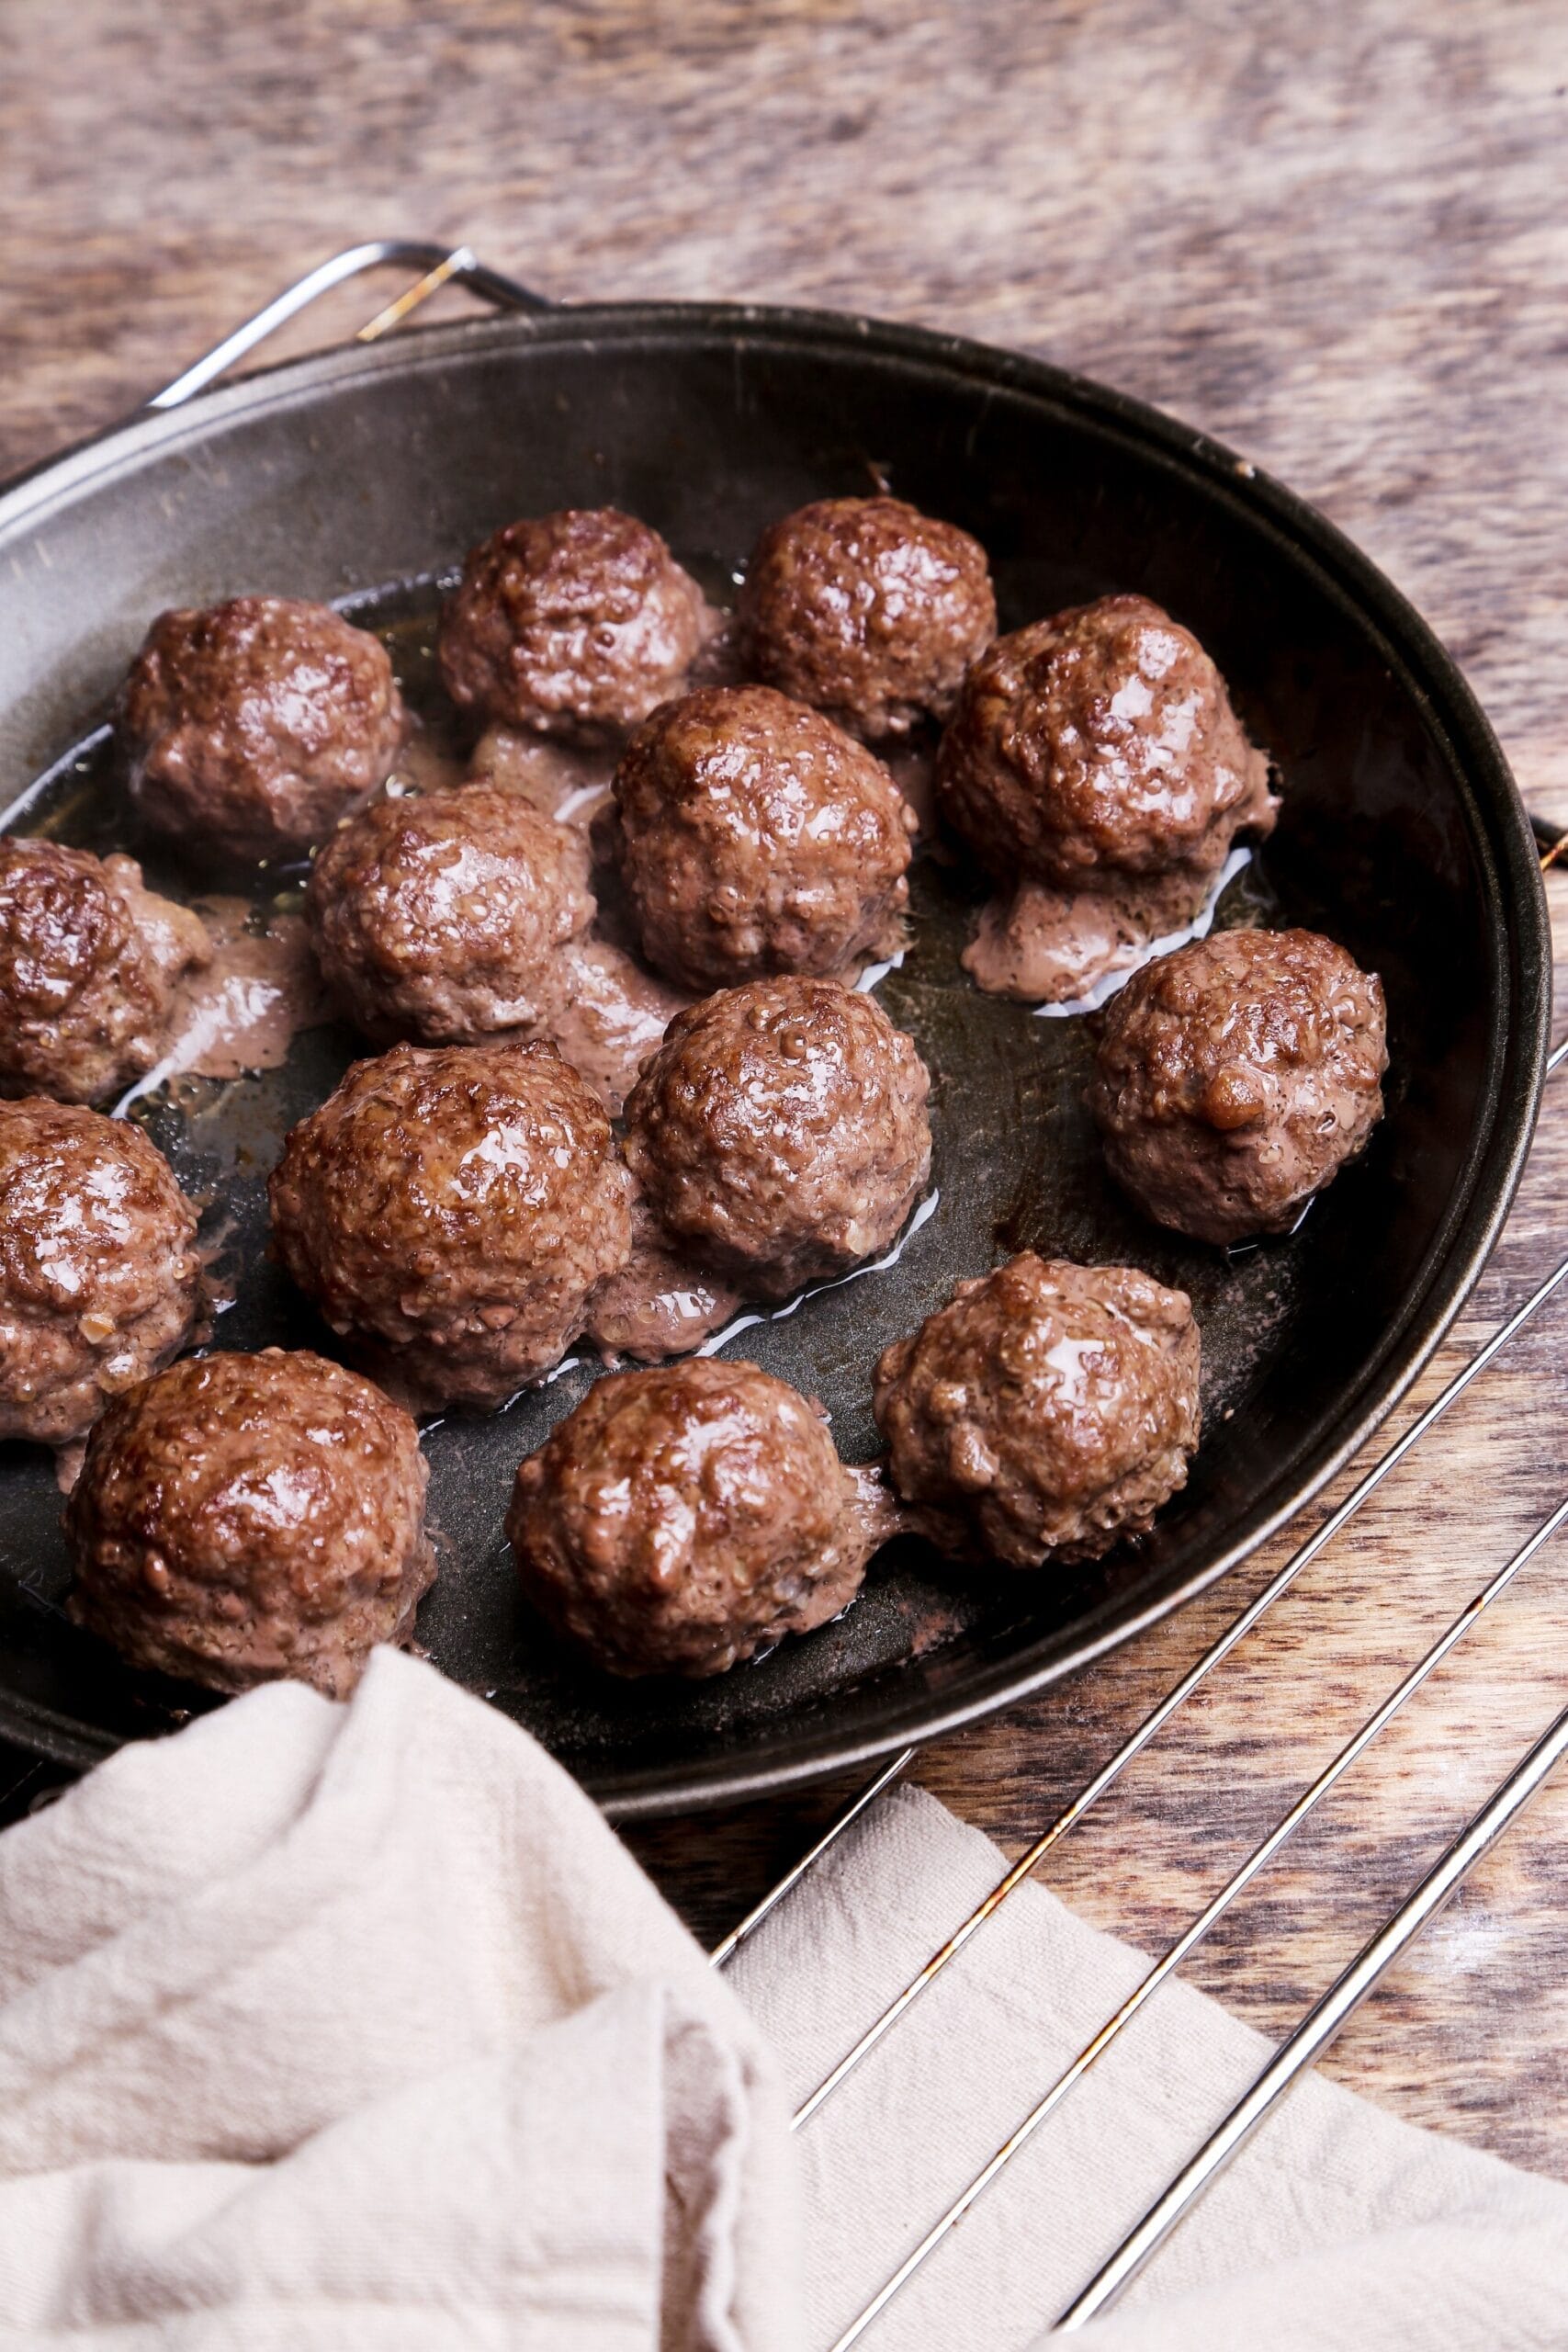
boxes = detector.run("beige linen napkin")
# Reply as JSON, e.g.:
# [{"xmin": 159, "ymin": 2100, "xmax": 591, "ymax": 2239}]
[
  {"xmin": 0, "ymin": 1647, "xmax": 796, "ymax": 2351},
  {"xmin": 0, "ymin": 1647, "xmax": 1564, "ymax": 2350}
]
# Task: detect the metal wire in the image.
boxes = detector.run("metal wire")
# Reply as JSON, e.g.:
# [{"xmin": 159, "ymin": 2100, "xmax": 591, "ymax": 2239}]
[
  {"xmin": 147, "ymin": 241, "xmax": 547, "ymax": 411},
  {"xmin": 1531, "ymin": 810, "xmax": 1568, "ymax": 872},
  {"xmin": 731, "ymin": 1000, "xmax": 1566, "ymax": 2071},
  {"xmin": 709, "ymin": 1747, "xmax": 917, "ymax": 1968}
]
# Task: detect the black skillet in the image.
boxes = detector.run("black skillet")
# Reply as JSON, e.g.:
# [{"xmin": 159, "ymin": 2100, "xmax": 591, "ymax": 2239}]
[{"xmin": 0, "ymin": 244, "xmax": 1550, "ymax": 1817}]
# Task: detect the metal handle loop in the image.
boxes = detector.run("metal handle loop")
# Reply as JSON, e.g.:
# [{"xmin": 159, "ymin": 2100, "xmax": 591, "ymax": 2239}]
[
  {"xmin": 1533, "ymin": 810, "xmax": 1568, "ymax": 871},
  {"xmin": 146, "ymin": 240, "xmax": 550, "ymax": 412}
]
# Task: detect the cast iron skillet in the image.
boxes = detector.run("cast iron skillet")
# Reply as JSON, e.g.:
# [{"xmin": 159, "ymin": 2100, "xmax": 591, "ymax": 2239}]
[{"xmin": 0, "ymin": 249, "xmax": 1550, "ymax": 1817}]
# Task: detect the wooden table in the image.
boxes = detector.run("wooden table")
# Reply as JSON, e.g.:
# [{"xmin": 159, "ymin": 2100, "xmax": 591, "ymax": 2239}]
[{"xmin": 6, "ymin": 0, "xmax": 1567, "ymax": 2180}]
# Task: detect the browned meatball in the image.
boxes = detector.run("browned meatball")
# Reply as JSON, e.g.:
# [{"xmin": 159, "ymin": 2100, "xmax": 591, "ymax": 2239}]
[
  {"xmin": 937, "ymin": 594, "xmax": 1275, "ymax": 888},
  {"xmin": 270, "ymin": 1042, "xmax": 633, "ymax": 1410},
  {"xmin": 874, "ymin": 1254, "xmax": 1201, "ymax": 1566},
  {"xmin": 305, "ymin": 786, "xmax": 593, "ymax": 1046},
  {"xmin": 739, "ymin": 495, "xmax": 996, "ymax": 741},
  {"xmin": 506, "ymin": 1358, "xmax": 875, "ymax": 1676},
  {"xmin": 438, "ymin": 508, "xmax": 706, "ymax": 741},
  {"xmin": 0, "ymin": 837, "xmax": 211, "ymax": 1104},
  {"xmin": 0, "ymin": 1100, "xmax": 203, "ymax": 1447},
  {"xmin": 624, "ymin": 976, "xmax": 931, "ymax": 1299},
  {"xmin": 1089, "ymin": 927, "xmax": 1389, "ymax": 1244},
  {"xmin": 64, "ymin": 1348, "xmax": 434, "ymax": 1698},
  {"xmin": 607, "ymin": 684, "xmax": 916, "ymax": 989},
  {"xmin": 117, "ymin": 596, "xmax": 406, "ymax": 863}
]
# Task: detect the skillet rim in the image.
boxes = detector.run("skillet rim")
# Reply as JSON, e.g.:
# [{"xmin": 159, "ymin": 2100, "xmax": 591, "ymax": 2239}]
[{"xmin": 0, "ymin": 302, "xmax": 1550, "ymax": 1815}]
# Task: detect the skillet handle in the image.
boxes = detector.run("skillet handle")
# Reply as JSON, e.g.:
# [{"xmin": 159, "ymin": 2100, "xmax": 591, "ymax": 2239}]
[{"xmin": 146, "ymin": 241, "xmax": 550, "ymax": 412}]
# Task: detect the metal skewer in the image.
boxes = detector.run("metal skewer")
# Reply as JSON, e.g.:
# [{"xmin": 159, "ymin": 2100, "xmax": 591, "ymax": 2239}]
[
  {"xmin": 1055, "ymin": 1688, "xmax": 1568, "ymax": 2326},
  {"xmin": 829, "ymin": 1487, "xmax": 1568, "ymax": 2347},
  {"xmin": 709, "ymin": 1747, "xmax": 918, "ymax": 1968}
]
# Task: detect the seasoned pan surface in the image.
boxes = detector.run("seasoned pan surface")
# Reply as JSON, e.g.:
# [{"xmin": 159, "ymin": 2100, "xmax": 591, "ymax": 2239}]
[{"xmin": 0, "ymin": 308, "xmax": 1548, "ymax": 1815}]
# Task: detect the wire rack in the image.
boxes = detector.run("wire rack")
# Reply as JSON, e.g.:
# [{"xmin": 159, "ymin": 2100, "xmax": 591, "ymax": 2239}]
[
  {"xmin": 710, "ymin": 1013, "xmax": 1568, "ymax": 2344},
  {"xmin": 150, "ymin": 246, "xmax": 1568, "ymax": 2349}
]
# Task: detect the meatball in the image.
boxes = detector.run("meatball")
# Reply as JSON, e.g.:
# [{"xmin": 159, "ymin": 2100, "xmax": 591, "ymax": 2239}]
[
  {"xmin": 0, "ymin": 1100, "xmax": 203, "ymax": 1447},
  {"xmin": 607, "ymin": 684, "xmax": 915, "ymax": 989},
  {"xmin": 0, "ymin": 836, "xmax": 211, "ymax": 1104},
  {"xmin": 305, "ymin": 786, "xmax": 593, "ymax": 1046},
  {"xmin": 937, "ymin": 594, "xmax": 1275, "ymax": 888},
  {"xmin": 507, "ymin": 1358, "xmax": 875, "ymax": 1676},
  {"xmin": 438, "ymin": 508, "xmax": 707, "ymax": 741},
  {"xmin": 874, "ymin": 1254, "xmax": 1201, "ymax": 1566},
  {"xmin": 739, "ymin": 495, "xmax": 996, "ymax": 741},
  {"xmin": 624, "ymin": 976, "xmax": 931, "ymax": 1299},
  {"xmin": 117, "ymin": 595, "xmax": 406, "ymax": 863},
  {"xmin": 1089, "ymin": 926, "xmax": 1389, "ymax": 1244},
  {"xmin": 64, "ymin": 1348, "xmax": 434, "ymax": 1699},
  {"xmin": 269, "ymin": 1041, "xmax": 633, "ymax": 1410}
]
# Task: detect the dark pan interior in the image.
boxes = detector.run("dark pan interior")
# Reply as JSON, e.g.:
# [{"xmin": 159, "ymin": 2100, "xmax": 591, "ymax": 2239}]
[{"xmin": 0, "ymin": 308, "xmax": 1547, "ymax": 1815}]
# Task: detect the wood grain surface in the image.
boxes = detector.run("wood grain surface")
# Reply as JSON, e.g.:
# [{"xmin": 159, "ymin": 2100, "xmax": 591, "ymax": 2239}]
[{"xmin": 6, "ymin": 0, "xmax": 1568, "ymax": 2188}]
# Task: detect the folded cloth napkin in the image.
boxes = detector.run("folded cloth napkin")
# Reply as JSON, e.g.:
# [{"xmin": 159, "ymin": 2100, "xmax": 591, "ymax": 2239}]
[
  {"xmin": 1, "ymin": 1648, "xmax": 1565, "ymax": 2352},
  {"xmin": 0, "ymin": 1648, "xmax": 796, "ymax": 2351}
]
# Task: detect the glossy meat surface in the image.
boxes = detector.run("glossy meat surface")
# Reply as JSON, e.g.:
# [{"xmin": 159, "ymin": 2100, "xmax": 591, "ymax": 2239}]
[
  {"xmin": 439, "ymin": 507, "xmax": 706, "ymax": 741},
  {"xmin": 739, "ymin": 495, "xmax": 996, "ymax": 740},
  {"xmin": 0, "ymin": 837, "xmax": 210, "ymax": 1103},
  {"xmin": 270, "ymin": 1041, "xmax": 633, "ymax": 1410},
  {"xmin": 118, "ymin": 595, "xmax": 405, "ymax": 862},
  {"xmin": 66, "ymin": 1347, "xmax": 434, "ymax": 1696},
  {"xmin": 609, "ymin": 684, "xmax": 914, "ymax": 989},
  {"xmin": 0, "ymin": 1098, "xmax": 202, "ymax": 1445},
  {"xmin": 507, "ymin": 1357, "xmax": 874, "ymax": 1675},
  {"xmin": 937, "ymin": 594, "xmax": 1276, "ymax": 887},
  {"xmin": 624, "ymin": 976, "xmax": 931, "ymax": 1298},
  {"xmin": 1089, "ymin": 925, "xmax": 1389, "ymax": 1242},
  {"xmin": 306, "ymin": 785, "xmax": 593, "ymax": 1046},
  {"xmin": 874, "ymin": 1252, "xmax": 1201, "ymax": 1566}
]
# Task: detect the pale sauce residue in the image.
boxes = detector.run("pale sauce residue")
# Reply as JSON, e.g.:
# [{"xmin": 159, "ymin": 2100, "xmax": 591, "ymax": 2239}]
[
  {"xmin": 549, "ymin": 937, "xmax": 694, "ymax": 1116},
  {"xmin": 586, "ymin": 1184, "xmax": 942, "ymax": 1375},
  {"xmin": 467, "ymin": 728, "xmax": 618, "ymax": 828},
  {"xmin": 962, "ymin": 734, "xmax": 1276, "ymax": 1009},
  {"xmin": 694, "ymin": 1190, "xmax": 942, "ymax": 1362},
  {"xmin": 842, "ymin": 1459, "xmax": 974, "ymax": 1566},
  {"xmin": 843, "ymin": 1459, "xmax": 912, "ymax": 1552},
  {"xmin": 53, "ymin": 1438, "xmax": 87, "ymax": 1498},
  {"xmin": 584, "ymin": 1195, "xmax": 745, "ymax": 1363},
  {"xmin": 384, "ymin": 723, "xmax": 468, "ymax": 797},
  {"xmin": 113, "ymin": 902, "xmax": 332, "ymax": 1113},
  {"xmin": 882, "ymin": 738, "xmax": 940, "ymax": 839},
  {"xmin": 964, "ymin": 847, "xmax": 1254, "ymax": 1012}
]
